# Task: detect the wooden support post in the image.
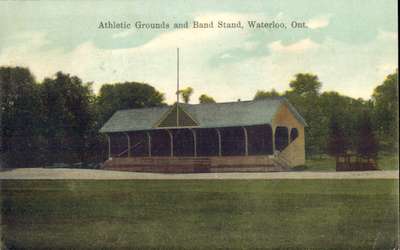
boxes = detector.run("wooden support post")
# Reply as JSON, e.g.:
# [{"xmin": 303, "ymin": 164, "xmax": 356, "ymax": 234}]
[
  {"xmin": 242, "ymin": 127, "xmax": 248, "ymax": 156},
  {"xmin": 215, "ymin": 128, "xmax": 222, "ymax": 156},
  {"xmin": 124, "ymin": 132, "xmax": 131, "ymax": 157},
  {"xmin": 190, "ymin": 129, "xmax": 197, "ymax": 157},
  {"xmin": 146, "ymin": 132, "xmax": 152, "ymax": 157},
  {"xmin": 272, "ymin": 126, "xmax": 276, "ymax": 154},
  {"xmin": 107, "ymin": 134, "xmax": 111, "ymax": 159},
  {"xmin": 166, "ymin": 130, "xmax": 173, "ymax": 157}
]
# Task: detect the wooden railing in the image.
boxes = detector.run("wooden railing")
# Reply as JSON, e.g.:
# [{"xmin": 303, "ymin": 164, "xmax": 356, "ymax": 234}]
[
  {"xmin": 117, "ymin": 148, "xmax": 129, "ymax": 157},
  {"xmin": 276, "ymin": 153, "xmax": 291, "ymax": 167},
  {"xmin": 272, "ymin": 135, "xmax": 299, "ymax": 169}
]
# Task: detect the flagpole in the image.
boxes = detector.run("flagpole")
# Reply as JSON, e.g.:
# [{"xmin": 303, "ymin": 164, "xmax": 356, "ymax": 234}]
[{"xmin": 176, "ymin": 47, "xmax": 180, "ymax": 126}]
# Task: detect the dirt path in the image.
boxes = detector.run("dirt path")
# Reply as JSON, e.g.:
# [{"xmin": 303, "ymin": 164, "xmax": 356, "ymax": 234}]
[{"xmin": 0, "ymin": 168, "xmax": 398, "ymax": 180}]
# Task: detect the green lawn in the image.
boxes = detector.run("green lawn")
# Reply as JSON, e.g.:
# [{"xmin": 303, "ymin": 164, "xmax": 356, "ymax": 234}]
[{"xmin": 1, "ymin": 180, "xmax": 398, "ymax": 249}]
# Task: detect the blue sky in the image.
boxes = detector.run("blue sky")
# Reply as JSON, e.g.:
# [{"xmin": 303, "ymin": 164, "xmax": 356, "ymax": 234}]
[{"xmin": 0, "ymin": 0, "xmax": 397, "ymax": 103}]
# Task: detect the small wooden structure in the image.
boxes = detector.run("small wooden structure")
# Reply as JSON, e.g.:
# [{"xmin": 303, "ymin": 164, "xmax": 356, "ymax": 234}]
[
  {"xmin": 99, "ymin": 97, "xmax": 307, "ymax": 172},
  {"xmin": 336, "ymin": 153, "xmax": 378, "ymax": 171}
]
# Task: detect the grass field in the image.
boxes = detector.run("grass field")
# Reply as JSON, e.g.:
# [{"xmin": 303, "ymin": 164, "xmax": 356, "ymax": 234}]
[{"xmin": 1, "ymin": 180, "xmax": 398, "ymax": 249}]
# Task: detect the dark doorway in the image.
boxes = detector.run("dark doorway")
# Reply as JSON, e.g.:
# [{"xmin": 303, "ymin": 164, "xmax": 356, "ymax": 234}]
[
  {"xmin": 247, "ymin": 124, "xmax": 273, "ymax": 155},
  {"xmin": 275, "ymin": 126, "xmax": 289, "ymax": 151},
  {"xmin": 290, "ymin": 128, "xmax": 299, "ymax": 142}
]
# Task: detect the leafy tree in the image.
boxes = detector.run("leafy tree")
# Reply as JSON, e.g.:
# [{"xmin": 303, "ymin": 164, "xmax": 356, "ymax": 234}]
[
  {"xmin": 318, "ymin": 92, "xmax": 373, "ymax": 152},
  {"xmin": 0, "ymin": 67, "xmax": 42, "ymax": 167},
  {"xmin": 327, "ymin": 115, "xmax": 349, "ymax": 160},
  {"xmin": 289, "ymin": 73, "xmax": 322, "ymax": 96},
  {"xmin": 372, "ymin": 70, "xmax": 398, "ymax": 151},
  {"xmin": 253, "ymin": 89, "xmax": 280, "ymax": 100},
  {"xmin": 96, "ymin": 82, "xmax": 165, "ymax": 124},
  {"xmin": 356, "ymin": 112, "xmax": 378, "ymax": 161},
  {"xmin": 199, "ymin": 94, "xmax": 216, "ymax": 104},
  {"xmin": 285, "ymin": 73, "xmax": 325, "ymax": 156},
  {"xmin": 179, "ymin": 87, "xmax": 193, "ymax": 104},
  {"xmin": 40, "ymin": 72, "xmax": 95, "ymax": 164},
  {"xmin": 1, "ymin": 69, "xmax": 166, "ymax": 167}
]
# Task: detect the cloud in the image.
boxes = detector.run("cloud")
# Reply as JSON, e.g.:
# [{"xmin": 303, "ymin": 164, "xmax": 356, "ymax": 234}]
[
  {"xmin": 0, "ymin": 16, "xmax": 252, "ymax": 103},
  {"xmin": 220, "ymin": 53, "xmax": 233, "ymax": 59},
  {"xmin": 243, "ymin": 41, "xmax": 259, "ymax": 51},
  {"xmin": 213, "ymin": 32, "xmax": 397, "ymax": 100},
  {"xmin": 0, "ymin": 31, "xmax": 65, "ymax": 79},
  {"xmin": 269, "ymin": 39, "xmax": 320, "ymax": 53},
  {"xmin": 0, "ymin": 12, "xmax": 397, "ymax": 103},
  {"xmin": 307, "ymin": 15, "xmax": 330, "ymax": 29},
  {"xmin": 377, "ymin": 30, "xmax": 398, "ymax": 41}
]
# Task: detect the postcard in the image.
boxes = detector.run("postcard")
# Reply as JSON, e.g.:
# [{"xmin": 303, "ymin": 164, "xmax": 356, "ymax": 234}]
[{"xmin": 0, "ymin": 0, "xmax": 398, "ymax": 249}]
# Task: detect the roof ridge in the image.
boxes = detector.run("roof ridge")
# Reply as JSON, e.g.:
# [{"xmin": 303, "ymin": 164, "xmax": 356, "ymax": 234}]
[
  {"xmin": 116, "ymin": 105, "xmax": 169, "ymax": 113},
  {"xmin": 182, "ymin": 96, "xmax": 285, "ymax": 107},
  {"xmin": 117, "ymin": 97, "xmax": 286, "ymax": 113}
]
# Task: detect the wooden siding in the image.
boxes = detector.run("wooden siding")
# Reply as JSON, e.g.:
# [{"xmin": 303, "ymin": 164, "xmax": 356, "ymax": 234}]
[{"xmin": 272, "ymin": 103, "xmax": 306, "ymax": 166}]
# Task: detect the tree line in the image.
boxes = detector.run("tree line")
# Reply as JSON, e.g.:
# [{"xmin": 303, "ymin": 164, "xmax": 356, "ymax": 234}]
[
  {"xmin": 0, "ymin": 66, "xmax": 397, "ymax": 168},
  {"xmin": 254, "ymin": 72, "xmax": 398, "ymax": 159},
  {"xmin": 1, "ymin": 68, "xmax": 165, "ymax": 168}
]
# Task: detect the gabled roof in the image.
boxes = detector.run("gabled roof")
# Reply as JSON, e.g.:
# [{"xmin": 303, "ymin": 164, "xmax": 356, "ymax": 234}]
[
  {"xmin": 157, "ymin": 103, "xmax": 199, "ymax": 127},
  {"xmin": 99, "ymin": 97, "xmax": 307, "ymax": 133}
]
